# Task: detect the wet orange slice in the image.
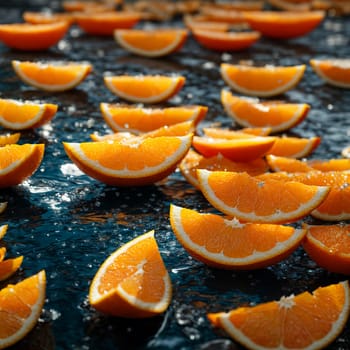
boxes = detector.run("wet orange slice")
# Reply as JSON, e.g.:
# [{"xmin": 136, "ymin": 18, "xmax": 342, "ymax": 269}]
[
  {"xmin": 12, "ymin": 60, "xmax": 92, "ymax": 92},
  {"xmin": 221, "ymin": 63, "xmax": 306, "ymax": 97},
  {"xmin": 0, "ymin": 255, "xmax": 23, "ymax": 282},
  {"xmin": 104, "ymin": 75, "xmax": 186, "ymax": 104},
  {"xmin": 0, "ymin": 98, "xmax": 58, "ymax": 130},
  {"xmin": 23, "ymin": 11, "xmax": 75, "ymax": 24},
  {"xmin": 63, "ymin": 134, "xmax": 193, "ymax": 186},
  {"xmin": 184, "ymin": 15, "xmax": 231, "ymax": 32},
  {"xmin": 114, "ymin": 29, "xmax": 188, "ymax": 57},
  {"xmin": 0, "ymin": 133, "xmax": 21, "ymax": 145},
  {"xmin": 310, "ymin": 59, "xmax": 350, "ymax": 88},
  {"xmin": 221, "ymin": 90, "xmax": 310, "ymax": 133},
  {"xmin": 0, "ymin": 21, "xmax": 69, "ymax": 51},
  {"xmin": 197, "ymin": 170, "xmax": 330, "ymax": 223},
  {"xmin": 170, "ymin": 204, "xmax": 306, "ymax": 269}
]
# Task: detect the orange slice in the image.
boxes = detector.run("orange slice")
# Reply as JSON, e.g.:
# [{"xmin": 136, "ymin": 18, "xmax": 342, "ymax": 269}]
[
  {"xmin": 75, "ymin": 12, "xmax": 141, "ymax": 36},
  {"xmin": 170, "ymin": 204, "xmax": 306, "ymax": 269},
  {"xmin": 184, "ymin": 15, "xmax": 231, "ymax": 32},
  {"xmin": 243, "ymin": 10, "xmax": 325, "ymax": 39},
  {"xmin": 100, "ymin": 103, "xmax": 207, "ymax": 133},
  {"xmin": 202, "ymin": 127, "xmax": 270, "ymax": 139},
  {"xmin": 0, "ymin": 144, "xmax": 45, "ymax": 188},
  {"xmin": 179, "ymin": 149, "xmax": 268, "ymax": 188},
  {"xmin": 192, "ymin": 135, "xmax": 276, "ymax": 162},
  {"xmin": 221, "ymin": 63, "xmax": 306, "ymax": 97},
  {"xmin": 114, "ymin": 29, "xmax": 188, "ymax": 57},
  {"xmin": 239, "ymin": 127, "xmax": 272, "ymax": 136},
  {"xmin": 0, "ymin": 202, "xmax": 7, "ymax": 214},
  {"xmin": 89, "ymin": 230, "xmax": 172, "ymax": 318},
  {"xmin": 208, "ymin": 281, "xmax": 350, "ymax": 350},
  {"xmin": 0, "ymin": 270, "xmax": 46, "ymax": 349},
  {"xmin": 12, "ymin": 60, "xmax": 92, "ymax": 92},
  {"xmin": 0, "ymin": 256, "xmax": 23, "ymax": 282},
  {"xmin": 0, "ymin": 21, "xmax": 69, "ymax": 51},
  {"xmin": 0, "ymin": 133, "xmax": 20, "ymax": 145},
  {"xmin": 0, "ymin": 98, "xmax": 58, "ymax": 130},
  {"xmin": 303, "ymin": 223, "xmax": 350, "ymax": 275},
  {"xmin": 0, "ymin": 225, "xmax": 8, "ymax": 240},
  {"xmin": 23, "ymin": 11, "xmax": 75, "ymax": 24},
  {"xmin": 192, "ymin": 29, "xmax": 260, "ymax": 51},
  {"xmin": 221, "ymin": 90, "xmax": 310, "ymax": 133},
  {"xmin": 63, "ymin": 134, "xmax": 192, "ymax": 186},
  {"xmin": 0, "ymin": 247, "xmax": 5, "ymax": 262},
  {"xmin": 268, "ymin": 0, "xmax": 312, "ymax": 11},
  {"xmin": 199, "ymin": 6, "xmax": 247, "ymax": 24},
  {"xmin": 104, "ymin": 75, "xmax": 186, "ymax": 104},
  {"xmin": 197, "ymin": 170, "xmax": 330, "ymax": 223},
  {"xmin": 310, "ymin": 59, "xmax": 350, "ymax": 88}
]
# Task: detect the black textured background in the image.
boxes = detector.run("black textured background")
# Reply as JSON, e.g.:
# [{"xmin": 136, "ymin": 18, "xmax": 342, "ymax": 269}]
[{"xmin": 0, "ymin": 2, "xmax": 350, "ymax": 350}]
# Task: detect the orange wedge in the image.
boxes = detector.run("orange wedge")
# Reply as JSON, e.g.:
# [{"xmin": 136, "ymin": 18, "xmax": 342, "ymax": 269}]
[
  {"xmin": 243, "ymin": 10, "xmax": 325, "ymax": 39},
  {"xmin": 0, "ymin": 255, "xmax": 23, "ymax": 282},
  {"xmin": 208, "ymin": 281, "xmax": 350, "ymax": 350},
  {"xmin": 0, "ymin": 21, "xmax": 69, "ymax": 51},
  {"xmin": 0, "ymin": 270, "xmax": 46, "ymax": 349},
  {"xmin": 100, "ymin": 103, "xmax": 207, "ymax": 133},
  {"xmin": 75, "ymin": 12, "xmax": 141, "ymax": 36},
  {"xmin": 23, "ymin": 11, "xmax": 75, "ymax": 25},
  {"xmin": 170, "ymin": 205, "xmax": 306, "ymax": 269},
  {"xmin": 184, "ymin": 15, "xmax": 231, "ymax": 32},
  {"xmin": 0, "ymin": 225, "xmax": 8, "ymax": 240},
  {"xmin": 114, "ymin": 29, "xmax": 188, "ymax": 57},
  {"xmin": 221, "ymin": 90, "xmax": 310, "ymax": 133},
  {"xmin": 179, "ymin": 149, "xmax": 268, "ymax": 188},
  {"xmin": 192, "ymin": 135, "xmax": 276, "ymax": 162},
  {"xmin": 221, "ymin": 63, "xmax": 306, "ymax": 97},
  {"xmin": 104, "ymin": 75, "xmax": 186, "ymax": 104},
  {"xmin": 89, "ymin": 230, "xmax": 172, "ymax": 318},
  {"xmin": 197, "ymin": 170, "xmax": 330, "ymax": 223},
  {"xmin": 199, "ymin": 5, "xmax": 247, "ymax": 24},
  {"xmin": 63, "ymin": 134, "xmax": 192, "ymax": 186},
  {"xmin": 202, "ymin": 127, "xmax": 269, "ymax": 139},
  {"xmin": 0, "ymin": 202, "xmax": 7, "ymax": 214},
  {"xmin": 310, "ymin": 59, "xmax": 350, "ymax": 88},
  {"xmin": 0, "ymin": 133, "xmax": 20, "ymax": 145},
  {"xmin": 0, "ymin": 247, "xmax": 5, "ymax": 262},
  {"xmin": 268, "ymin": 0, "xmax": 312, "ymax": 11},
  {"xmin": 0, "ymin": 98, "xmax": 58, "ymax": 130},
  {"xmin": 303, "ymin": 223, "xmax": 350, "ymax": 275},
  {"xmin": 12, "ymin": 60, "xmax": 92, "ymax": 92},
  {"xmin": 192, "ymin": 29, "xmax": 260, "ymax": 51},
  {"xmin": 0, "ymin": 144, "xmax": 45, "ymax": 188}
]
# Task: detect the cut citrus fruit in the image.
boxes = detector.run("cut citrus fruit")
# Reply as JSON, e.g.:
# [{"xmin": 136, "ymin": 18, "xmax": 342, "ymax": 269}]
[
  {"xmin": 202, "ymin": 127, "xmax": 269, "ymax": 140},
  {"xmin": 0, "ymin": 255, "xmax": 23, "ymax": 282},
  {"xmin": 170, "ymin": 204, "xmax": 306, "ymax": 269},
  {"xmin": 179, "ymin": 149, "xmax": 268, "ymax": 188},
  {"xmin": 199, "ymin": 5, "xmax": 247, "ymax": 24},
  {"xmin": 208, "ymin": 281, "xmax": 350, "ymax": 350},
  {"xmin": 0, "ymin": 133, "xmax": 20, "ymax": 145},
  {"xmin": 268, "ymin": 0, "xmax": 312, "ymax": 11},
  {"xmin": 0, "ymin": 144, "xmax": 45, "ymax": 188},
  {"xmin": 303, "ymin": 223, "xmax": 350, "ymax": 275},
  {"xmin": 243, "ymin": 10, "xmax": 325, "ymax": 39},
  {"xmin": 0, "ymin": 21, "xmax": 69, "ymax": 51},
  {"xmin": 0, "ymin": 270, "xmax": 46, "ymax": 349},
  {"xmin": 192, "ymin": 135, "xmax": 276, "ymax": 162},
  {"xmin": 114, "ymin": 28, "xmax": 188, "ymax": 57},
  {"xmin": 100, "ymin": 103, "xmax": 207, "ymax": 133},
  {"xmin": 221, "ymin": 90, "xmax": 310, "ymax": 133},
  {"xmin": 0, "ymin": 202, "xmax": 7, "ymax": 214},
  {"xmin": 192, "ymin": 29, "xmax": 260, "ymax": 51},
  {"xmin": 310, "ymin": 59, "xmax": 350, "ymax": 88},
  {"xmin": 0, "ymin": 248, "xmax": 5, "ymax": 262},
  {"xmin": 239, "ymin": 127, "xmax": 272, "ymax": 136},
  {"xmin": 267, "ymin": 136, "xmax": 321, "ymax": 158},
  {"xmin": 23, "ymin": 11, "xmax": 75, "ymax": 25},
  {"xmin": 0, "ymin": 225, "xmax": 7, "ymax": 240},
  {"xmin": 197, "ymin": 170, "xmax": 330, "ymax": 223},
  {"xmin": 89, "ymin": 230, "xmax": 172, "ymax": 318},
  {"xmin": 0, "ymin": 98, "xmax": 58, "ymax": 130},
  {"xmin": 63, "ymin": 134, "xmax": 192, "ymax": 186},
  {"xmin": 104, "ymin": 75, "xmax": 186, "ymax": 104},
  {"xmin": 75, "ymin": 12, "xmax": 141, "ymax": 36},
  {"xmin": 184, "ymin": 15, "xmax": 231, "ymax": 32},
  {"xmin": 12, "ymin": 60, "xmax": 92, "ymax": 92},
  {"xmin": 221, "ymin": 63, "xmax": 306, "ymax": 97},
  {"xmin": 259, "ymin": 171, "xmax": 350, "ymax": 221}
]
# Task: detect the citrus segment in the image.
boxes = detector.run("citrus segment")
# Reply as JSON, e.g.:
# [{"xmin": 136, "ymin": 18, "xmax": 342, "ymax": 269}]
[
  {"xmin": 0, "ymin": 98, "xmax": 58, "ymax": 130},
  {"xmin": 23, "ymin": 11, "xmax": 75, "ymax": 25},
  {"xmin": 0, "ymin": 144, "xmax": 45, "ymax": 188},
  {"xmin": 221, "ymin": 63, "xmax": 306, "ymax": 97},
  {"xmin": 12, "ymin": 60, "xmax": 92, "ymax": 92},
  {"xmin": 0, "ymin": 225, "xmax": 7, "ymax": 240},
  {"xmin": 170, "ymin": 205, "xmax": 306, "ymax": 269},
  {"xmin": 0, "ymin": 21, "xmax": 69, "ymax": 50},
  {"xmin": 114, "ymin": 29, "xmax": 188, "ymax": 57},
  {"xmin": 63, "ymin": 134, "xmax": 192, "ymax": 186},
  {"xmin": 184, "ymin": 15, "xmax": 231, "ymax": 32},
  {"xmin": 208, "ymin": 281, "xmax": 350, "ymax": 350},
  {"xmin": 221, "ymin": 90, "xmax": 310, "ymax": 133},
  {"xmin": 104, "ymin": 75, "xmax": 186, "ymax": 104},
  {"xmin": 0, "ymin": 248, "xmax": 5, "ymax": 262},
  {"xmin": 0, "ymin": 256, "xmax": 23, "ymax": 282},
  {"xmin": 197, "ymin": 170, "xmax": 330, "ymax": 223},
  {"xmin": 0, "ymin": 270, "xmax": 46, "ymax": 349},
  {"xmin": 303, "ymin": 224, "xmax": 350, "ymax": 275},
  {"xmin": 310, "ymin": 59, "xmax": 350, "ymax": 88},
  {"xmin": 0, "ymin": 133, "xmax": 20, "ymax": 145},
  {"xmin": 89, "ymin": 230, "xmax": 172, "ymax": 318}
]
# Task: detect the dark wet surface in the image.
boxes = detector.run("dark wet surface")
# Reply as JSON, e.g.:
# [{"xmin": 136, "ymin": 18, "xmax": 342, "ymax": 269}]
[{"xmin": 0, "ymin": 2, "xmax": 350, "ymax": 350}]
